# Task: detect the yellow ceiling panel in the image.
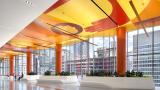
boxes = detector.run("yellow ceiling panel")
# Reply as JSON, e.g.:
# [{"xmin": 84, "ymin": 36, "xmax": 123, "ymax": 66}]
[
  {"xmin": 118, "ymin": 0, "xmax": 150, "ymax": 20},
  {"xmin": 48, "ymin": 0, "xmax": 113, "ymax": 28}
]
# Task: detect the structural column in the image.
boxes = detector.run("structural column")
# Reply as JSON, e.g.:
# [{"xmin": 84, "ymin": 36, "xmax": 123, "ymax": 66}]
[
  {"xmin": 116, "ymin": 27, "xmax": 126, "ymax": 76},
  {"xmin": 27, "ymin": 47, "xmax": 32, "ymax": 75},
  {"xmin": 9, "ymin": 55, "xmax": 14, "ymax": 76},
  {"xmin": 56, "ymin": 44, "xmax": 62, "ymax": 74}
]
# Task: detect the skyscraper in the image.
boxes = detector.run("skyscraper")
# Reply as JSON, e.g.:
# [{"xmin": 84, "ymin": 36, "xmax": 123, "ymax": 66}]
[{"xmin": 133, "ymin": 30, "xmax": 160, "ymax": 86}]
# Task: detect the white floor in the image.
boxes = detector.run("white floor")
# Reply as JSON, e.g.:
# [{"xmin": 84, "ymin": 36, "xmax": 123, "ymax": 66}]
[
  {"xmin": 0, "ymin": 79, "xmax": 157, "ymax": 90},
  {"xmin": 155, "ymin": 87, "xmax": 160, "ymax": 90}
]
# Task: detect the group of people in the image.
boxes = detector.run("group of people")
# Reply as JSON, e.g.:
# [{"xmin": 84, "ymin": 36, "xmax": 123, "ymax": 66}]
[{"xmin": 14, "ymin": 73, "xmax": 24, "ymax": 80}]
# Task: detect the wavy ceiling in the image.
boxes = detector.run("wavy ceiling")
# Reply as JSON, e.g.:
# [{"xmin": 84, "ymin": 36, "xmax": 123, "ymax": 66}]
[{"xmin": 1, "ymin": 0, "xmax": 160, "ymax": 57}]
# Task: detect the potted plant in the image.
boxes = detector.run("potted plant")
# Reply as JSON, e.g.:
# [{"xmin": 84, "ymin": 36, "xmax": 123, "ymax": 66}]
[
  {"xmin": 44, "ymin": 71, "xmax": 51, "ymax": 76},
  {"xmin": 28, "ymin": 72, "xmax": 37, "ymax": 75},
  {"xmin": 60, "ymin": 71, "xmax": 70, "ymax": 76},
  {"xmin": 26, "ymin": 71, "xmax": 39, "ymax": 81}
]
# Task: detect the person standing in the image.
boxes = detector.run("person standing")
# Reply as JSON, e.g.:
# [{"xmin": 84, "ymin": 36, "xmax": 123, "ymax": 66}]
[{"xmin": 14, "ymin": 73, "xmax": 16, "ymax": 80}]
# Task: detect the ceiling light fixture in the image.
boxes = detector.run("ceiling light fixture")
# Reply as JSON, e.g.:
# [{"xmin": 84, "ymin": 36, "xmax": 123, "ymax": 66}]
[{"xmin": 25, "ymin": 0, "xmax": 32, "ymax": 5}]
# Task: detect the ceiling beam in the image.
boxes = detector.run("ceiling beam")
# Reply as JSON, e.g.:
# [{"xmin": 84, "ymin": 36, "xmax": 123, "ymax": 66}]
[{"xmin": 129, "ymin": 0, "xmax": 149, "ymax": 37}]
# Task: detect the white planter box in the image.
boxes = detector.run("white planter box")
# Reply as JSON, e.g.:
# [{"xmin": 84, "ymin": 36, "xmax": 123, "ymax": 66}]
[
  {"xmin": 37, "ymin": 76, "xmax": 78, "ymax": 84},
  {"xmin": 0, "ymin": 76, "xmax": 10, "ymax": 80},
  {"xmin": 22, "ymin": 75, "xmax": 40, "ymax": 81},
  {"xmin": 80, "ymin": 76, "xmax": 155, "ymax": 90}
]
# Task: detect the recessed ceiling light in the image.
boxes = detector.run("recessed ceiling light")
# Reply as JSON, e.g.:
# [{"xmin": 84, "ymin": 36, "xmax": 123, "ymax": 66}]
[{"xmin": 25, "ymin": 1, "xmax": 32, "ymax": 5}]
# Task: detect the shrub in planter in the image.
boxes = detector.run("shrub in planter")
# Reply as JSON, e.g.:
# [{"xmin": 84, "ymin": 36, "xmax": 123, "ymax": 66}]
[
  {"xmin": 126, "ymin": 70, "xmax": 143, "ymax": 77},
  {"xmin": 71, "ymin": 72, "xmax": 75, "ymax": 75},
  {"xmin": 90, "ymin": 70, "xmax": 105, "ymax": 76},
  {"xmin": 86, "ymin": 70, "xmax": 93, "ymax": 76},
  {"xmin": 114, "ymin": 72, "xmax": 118, "ymax": 77},
  {"xmin": 44, "ymin": 71, "xmax": 51, "ymax": 76},
  {"xmin": 131, "ymin": 70, "xmax": 136, "ymax": 77},
  {"xmin": 126, "ymin": 71, "xmax": 131, "ymax": 77},
  {"xmin": 105, "ymin": 72, "xmax": 113, "ymax": 77},
  {"xmin": 98, "ymin": 70, "xmax": 106, "ymax": 76},
  {"xmin": 60, "ymin": 71, "xmax": 70, "ymax": 76},
  {"xmin": 90, "ymin": 70, "xmax": 94, "ymax": 76},
  {"xmin": 94, "ymin": 71, "xmax": 104, "ymax": 76},
  {"xmin": 136, "ymin": 72, "xmax": 143, "ymax": 77},
  {"xmin": 28, "ymin": 72, "xmax": 37, "ymax": 75}
]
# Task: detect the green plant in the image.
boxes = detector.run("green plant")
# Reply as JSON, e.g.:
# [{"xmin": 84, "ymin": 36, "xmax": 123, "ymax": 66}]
[
  {"xmin": 87, "ymin": 70, "xmax": 114, "ymax": 77},
  {"xmin": 71, "ymin": 72, "xmax": 75, "ymax": 75},
  {"xmin": 126, "ymin": 71, "xmax": 131, "ymax": 77},
  {"xmin": 126, "ymin": 70, "xmax": 143, "ymax": 77},
  {"xmin": 90, "ymin": 70, "xmax": 94, "ymax": 76},
  {"xmin": 136, "ymin": 72, "xmax": 143, "ymax": 77},
  {"xmin": 114, "ymin": 72, "xmax": 118, "ymax": 77},
  {"xmin": 28, "ymin": 71, "xmax": 37, "ymax": 75},
  {"xmin": 60, "ymin": 71, "xmax": 70, "ymax": 76},
  {"xmin": 131, "ymin": 70, "xmax": 136, "ymax": 77},
  {"xmin": 44, "ymin": 71, "xmax": 51, "ymax": 76},
  {"xmin": 105, "ymin": 72, "xmax": 113, "ymax": 77},
  {"xmin": 94, "ymin": 71, "xmax": 103, "ymax": 76}
]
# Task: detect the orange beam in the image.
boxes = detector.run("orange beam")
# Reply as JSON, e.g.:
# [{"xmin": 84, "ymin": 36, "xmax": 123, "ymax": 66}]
[
  {"xmin": 27, "ymin": 47, "xmax": 32, "ymax": 74},
  {"xmin": 116, "ymin": 27, "xmax": 126, "ymax": 76},
  {"xmin": 44, "ymin": 0, "xmax": 70, "ymax": 14},
  {"xmin": 129, "ymin": 0, "xmax": 149, "ymax": 37},
  {"xmin": 56, "ymin": 44, "xmax": 62, "ymax": 74},
  {"xmin": 9, "ymin": 55, "xmax": 14, "ymax": 76}
]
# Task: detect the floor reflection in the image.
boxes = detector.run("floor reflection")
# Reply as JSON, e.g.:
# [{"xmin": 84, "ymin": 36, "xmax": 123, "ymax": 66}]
[
  {"xmin": 0, "ymin": 79, "xmax": 106, "ymax": 90},
  {"xmin": 0, "ymin": 79, "xmax": 154, "ymax": 90},
  {"xmin": 0, "ymin": 80, "xmax": 80, "ymax": 90}
]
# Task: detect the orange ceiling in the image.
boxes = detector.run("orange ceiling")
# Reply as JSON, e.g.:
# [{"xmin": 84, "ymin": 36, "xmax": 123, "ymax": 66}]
[{"xmin": 1, "ymin": 0, "xmax": 160, "ymax": 57}]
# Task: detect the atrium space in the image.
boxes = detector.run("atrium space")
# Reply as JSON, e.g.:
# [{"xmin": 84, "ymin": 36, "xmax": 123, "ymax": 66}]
[{"xmin": 0, "ymin": 0, "xmax": 160, "ymax": 90}]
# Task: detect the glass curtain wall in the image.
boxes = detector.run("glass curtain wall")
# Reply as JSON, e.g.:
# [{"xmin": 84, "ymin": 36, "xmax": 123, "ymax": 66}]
[
  {"xmin": 32, "ymin": 48, "xmax": 55, "ymax": 75},
  {"xmin": 4, "ymin": 25, "xmax": 160, "ymax": 88},
  {"xmin": 14, "ymin": 54, "xmax": 27, "ymax": 75},
  {"xmin": 127, "ymin": 25, "xmax": 160, "ymax": 87},
  {"xmin": 0, "ymin": 58, "xmax": 9, "ymax": 76},
  {"xmin": 62, "ymin": 36, "xmax": 117, "ymax": 75}
]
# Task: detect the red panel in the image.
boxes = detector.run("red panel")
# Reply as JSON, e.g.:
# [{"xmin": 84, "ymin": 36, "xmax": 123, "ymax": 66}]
[
  {"xmin": 86, "ymin": 0, "xmax": 129, "ymax": 32},
  {"xmin": 44, "ymin": 0, "xmax": 70, "ymax": 13}
]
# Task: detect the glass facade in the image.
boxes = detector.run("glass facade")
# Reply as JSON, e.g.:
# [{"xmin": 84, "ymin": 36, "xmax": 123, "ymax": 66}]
[
  {"xmin": 32, "ymin": 48, "xmax": 55, "ymax": 75},
  {"xmin": 0, "ymin": 58, "xmax": 9, "ymax": 76},
  {"xmin": 15, "ymin": 54, "xmax": 27, "ymax": 75},
  {"xmin": 132, "ymin": 26, "xmax": 160, "ymax": 87},
  {"xmin": 1, "ymin": 25, "xmax": 160, "ymax": 88}
]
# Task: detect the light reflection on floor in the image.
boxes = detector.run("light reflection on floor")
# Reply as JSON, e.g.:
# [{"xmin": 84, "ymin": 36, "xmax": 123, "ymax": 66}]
[
  {"xmin": 0, "ymin": 79, "xmax": 155, "ymax": 90},
  {"xmin": 0, "ymin": 80, "xmax": 106, "ymax": 90}
]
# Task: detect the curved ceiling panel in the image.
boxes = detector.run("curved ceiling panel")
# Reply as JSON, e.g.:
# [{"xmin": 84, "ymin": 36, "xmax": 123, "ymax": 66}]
[{"xmin": 0, "ymin": 0, "xmax": 58, "ymax": 48}]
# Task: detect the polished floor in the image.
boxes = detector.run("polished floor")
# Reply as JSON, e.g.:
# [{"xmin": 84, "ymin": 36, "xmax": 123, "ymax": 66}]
[
  {"xmin": 0, "ymin": 79, "xmax": 105, "ymax": 90},
  {"xmin": 0, "ymin": 79, "xmax": 156, "ymax": 90}
]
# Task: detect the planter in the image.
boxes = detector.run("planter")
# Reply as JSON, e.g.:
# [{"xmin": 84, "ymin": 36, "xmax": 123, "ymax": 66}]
[
  {"xmin": 37, "ymin": 76, "xmax": 78, "ymax": 84},
  {"xmin": 80, "ymin": 76, "xmax": 155, "ymax": 90},
  {"xmin": 0, "ymin": 76, "xmax": 10, "ymax": 80},
  {"xmin": 22, "ymin": 75, "xmax": 40, "ymax": 81}
]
